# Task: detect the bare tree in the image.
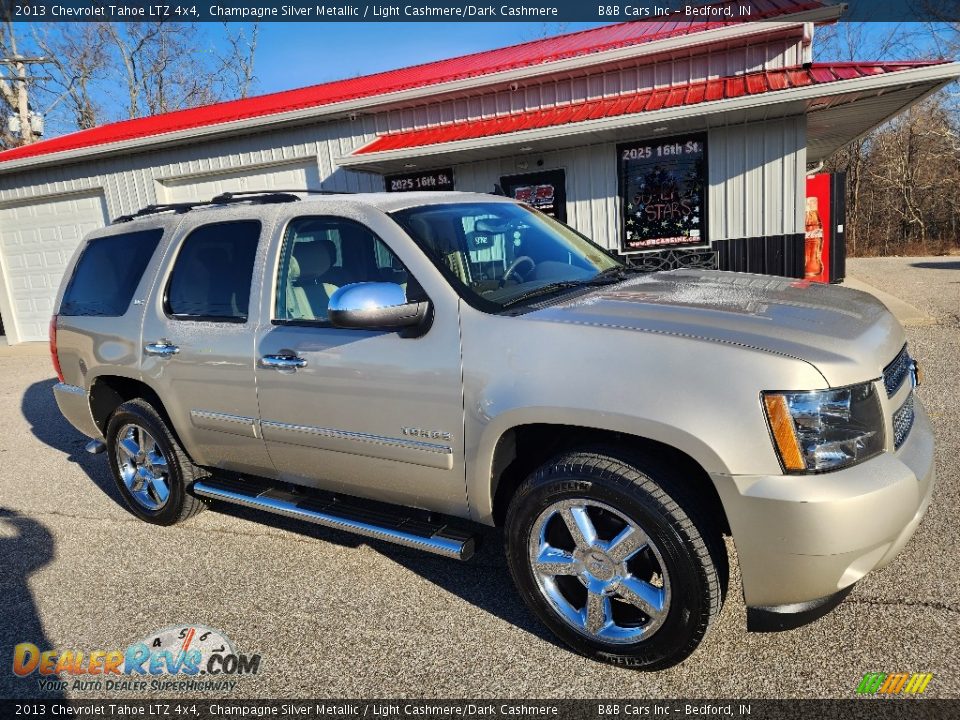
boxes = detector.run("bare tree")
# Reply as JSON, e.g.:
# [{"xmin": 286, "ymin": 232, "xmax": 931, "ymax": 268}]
[
  {"xmin": 524, "ymin": 23, "xmax": 570, "ymax": 41},
  {"xmin": 102, "ymin": 22, "xmax": 261, "ymax": 119},
  {"xmin": 219, "ymin": 22, "xmax": 259, "ymax": 100},
  {"xmin": 0, "ymin": 6, "xmax": 41, "ymax": 148},
  {"xmin": 821, "ymin": 19, "xmax": 960, "ymax": 257},
  {"xmin": 33, "ymin": 24, "xmax": 110, "ymax": 130},
  {"xmin": 1, "ymin": 20, "xmax": 261, "ymax": 146},
  {"xmin": 838, "ymin": 96, "xmax": 960, "ymax": 256}
]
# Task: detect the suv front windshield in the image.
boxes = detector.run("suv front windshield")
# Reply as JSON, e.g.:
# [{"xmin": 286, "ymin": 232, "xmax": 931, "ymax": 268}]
[{"xmin": 390, "ymin": 202, "xmax": 623, "ymax": 311}]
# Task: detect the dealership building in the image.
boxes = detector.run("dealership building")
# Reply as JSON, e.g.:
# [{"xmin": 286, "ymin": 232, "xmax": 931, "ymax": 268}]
[{"xmin": 1, "ymin": 0, "xmax": 958, "ymax": 343}]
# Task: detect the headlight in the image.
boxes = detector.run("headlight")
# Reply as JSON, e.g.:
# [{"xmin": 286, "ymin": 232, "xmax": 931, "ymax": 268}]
[{"xmin": 762, "ymin": 383, "xmax": 885, "ymax": 473}]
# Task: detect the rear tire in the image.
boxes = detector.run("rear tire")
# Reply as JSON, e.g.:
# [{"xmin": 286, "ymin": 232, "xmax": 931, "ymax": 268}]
[
  {"xmin": 505, "ymin": 449, "xmax": 726, "ymax": 670},
  {"xmin": 106, "ymin": 399, "xmax": 206, "ymax": 526}
]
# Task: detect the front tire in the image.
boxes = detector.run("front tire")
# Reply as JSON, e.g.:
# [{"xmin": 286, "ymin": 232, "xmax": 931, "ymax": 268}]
[
  {"xmin": 106, "ymin": 399, "xmax": 206, "ymax": 526},
  {"xmin": 505, "ymin": 450, "xmax": 726, "ymax": 670}
]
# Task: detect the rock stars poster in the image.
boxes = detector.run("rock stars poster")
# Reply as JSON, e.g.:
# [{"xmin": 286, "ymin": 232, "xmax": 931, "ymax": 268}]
[{"xmin": 618, "ymin": 134, "xmax": 707, "ymax": 252}]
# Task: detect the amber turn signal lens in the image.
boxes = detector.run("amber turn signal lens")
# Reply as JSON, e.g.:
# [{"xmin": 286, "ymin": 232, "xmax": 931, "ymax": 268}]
[{"xmin": 763, "ymin": 394, "xmax": 805, "ymax": 471}]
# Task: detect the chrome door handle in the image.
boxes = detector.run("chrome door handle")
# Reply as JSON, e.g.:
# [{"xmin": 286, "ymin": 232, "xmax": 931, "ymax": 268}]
[
  {"xmin": 144, "ymin": 341, "xmax": 180, "ymax": 357},
  {"xmin": 260, "ymin": 354, "xmax": 307, "ymax": 371}
]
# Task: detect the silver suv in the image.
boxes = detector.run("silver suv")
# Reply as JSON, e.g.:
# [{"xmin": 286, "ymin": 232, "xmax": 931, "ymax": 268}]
[{"xmin": 51, "ymin": 190, "xmax": 935, "ymax": 669}]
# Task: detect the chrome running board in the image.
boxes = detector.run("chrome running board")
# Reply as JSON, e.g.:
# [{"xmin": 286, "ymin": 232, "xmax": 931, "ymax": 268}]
[
  {"xmin": 85, "ymin": 439, "xmax": 106, "ymax": 455},
  {"xmin": 192, "ymin": 479, "xmax": 476, "ymax": 561}
]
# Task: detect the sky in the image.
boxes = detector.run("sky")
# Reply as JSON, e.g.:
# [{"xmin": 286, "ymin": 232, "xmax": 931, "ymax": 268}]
[
  {"xmin": 250, "ymin": 22, "xmax": 608, "ymax": 93},
  {"xmin": 10, "ymin": 18, "xmax": 954, "ymax": 139},
  {"xmin": 240, "ymin": 21, "xmax": 949, "ymax": 96}
]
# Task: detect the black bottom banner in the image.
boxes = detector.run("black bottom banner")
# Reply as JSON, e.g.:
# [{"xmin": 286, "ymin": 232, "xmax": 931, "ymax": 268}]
[{"xmin": 2, "ymin": 699, "xmax": 957, "ymax": 720}]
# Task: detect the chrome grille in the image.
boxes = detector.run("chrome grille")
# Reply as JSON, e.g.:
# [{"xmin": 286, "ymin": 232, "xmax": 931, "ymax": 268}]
[
  {"xmin": 883, "ymin": 344, "xmax": 911, "ymax": 397},
  {"xmin": 893, "ymin": 391, "xmax": 916, "ymax": 450}
]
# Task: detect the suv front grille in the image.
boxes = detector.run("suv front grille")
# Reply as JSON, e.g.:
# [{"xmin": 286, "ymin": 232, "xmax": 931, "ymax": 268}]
[
  {"xmin": 883, "ymin": 344, "xmax": 912, "ymax": 397},
  {"xmin": 892, "ymin": 391, "xmax": 916, "ymax": 450}
]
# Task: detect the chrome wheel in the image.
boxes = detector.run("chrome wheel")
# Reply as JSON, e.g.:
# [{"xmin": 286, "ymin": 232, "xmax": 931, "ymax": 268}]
[
  {"xmin": 529, "ymin": 499, "xmax": 671, "ymax": 643},
  {"xmin": 115, "ymin": 423, "xmax": 170, "ymax": 511}
]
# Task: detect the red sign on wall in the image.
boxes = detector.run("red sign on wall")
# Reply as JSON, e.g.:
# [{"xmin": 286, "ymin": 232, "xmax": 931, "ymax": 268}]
[{"xmin": 804, "ymin": 173, "xmax": 832, "ymax": 283}]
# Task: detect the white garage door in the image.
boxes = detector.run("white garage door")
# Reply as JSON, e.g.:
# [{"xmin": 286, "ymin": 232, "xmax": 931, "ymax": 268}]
[
  {"xmin": 0, "ymin": 192, "xmax": 108, "ymax": 342},
  {"xmin": 161, "ymin": 160, "xmax": 319, "ymax": 203}
]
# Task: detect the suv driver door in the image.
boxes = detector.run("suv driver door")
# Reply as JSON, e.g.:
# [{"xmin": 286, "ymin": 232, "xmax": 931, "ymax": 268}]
[{"xmin": 254, "ymin": 212, "xmax": 467, "ymax": 516}]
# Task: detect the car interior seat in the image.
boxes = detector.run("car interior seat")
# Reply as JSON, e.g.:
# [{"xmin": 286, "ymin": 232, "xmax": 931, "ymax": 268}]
[
  {"xmin": 283, "ymin": 255, "xmax": 314, "ymax": 320},
  {"xmin": 292, "ymin": 240, "xmax": 339, "ymax": 319},
  {"xmin": 407, "ymin": 216, "xmax": 469, "ymax": 284}
]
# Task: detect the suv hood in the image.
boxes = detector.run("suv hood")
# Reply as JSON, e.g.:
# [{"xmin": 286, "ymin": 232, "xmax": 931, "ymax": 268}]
[{"xmin": 532, "ymin": 270, "xmax": 905, "ymax": 387}]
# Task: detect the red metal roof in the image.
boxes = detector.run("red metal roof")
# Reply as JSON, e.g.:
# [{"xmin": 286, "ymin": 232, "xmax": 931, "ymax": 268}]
[
  {"xmin": 354, "ymin": 62, "xmax": 945, "ymax": 155},
  {"xmin": 0, "ymin": 0, "xmax": 825, "ymax": 166}
]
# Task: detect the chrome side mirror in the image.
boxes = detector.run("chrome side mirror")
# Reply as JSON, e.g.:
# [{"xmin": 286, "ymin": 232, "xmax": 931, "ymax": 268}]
[{"xmin": 328, "ymin": 282, "xmax": 430, "ymax": 331}]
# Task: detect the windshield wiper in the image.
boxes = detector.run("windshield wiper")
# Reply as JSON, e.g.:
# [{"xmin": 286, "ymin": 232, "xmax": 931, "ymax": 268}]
[
  {"xmin": 500, "ymin": 281, "xmax": 586, "ymax": 309},
  {"xmin": 500, "ymin": 265, "xmax": 649, "ymax": 309},
  {"xmin": 589, "ymin": 264, "xmax": 648, "ymax": 283}
]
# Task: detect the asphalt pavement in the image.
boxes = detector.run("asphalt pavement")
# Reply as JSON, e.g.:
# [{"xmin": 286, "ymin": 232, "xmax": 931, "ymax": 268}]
[{"xmin": 1, "ymin": 256, "xmax": 958, "ymax": 700}]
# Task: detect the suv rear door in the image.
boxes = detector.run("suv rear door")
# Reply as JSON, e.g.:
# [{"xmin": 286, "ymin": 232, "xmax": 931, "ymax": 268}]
[{"xmin": 140, "ymin": 210, "xmax": 275, "ymax": 477}]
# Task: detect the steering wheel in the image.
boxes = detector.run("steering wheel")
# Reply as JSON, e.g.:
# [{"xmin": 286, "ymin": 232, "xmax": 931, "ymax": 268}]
[{"xmin": 500, "ymin": 255, "xmax": 536, "ymax": 287}]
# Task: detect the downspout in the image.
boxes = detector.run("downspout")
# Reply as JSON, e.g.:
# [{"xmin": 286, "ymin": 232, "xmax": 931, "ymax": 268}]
[{"xmin": 802, "ymin": 22, "xmax": 815, "ymax": 67}]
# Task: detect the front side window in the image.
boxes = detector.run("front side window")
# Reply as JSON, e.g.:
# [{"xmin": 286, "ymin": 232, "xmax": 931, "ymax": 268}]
[
  {"xmin": 390, "ymin": 202, "xmax": 621, "ymax": 311},
  {"xmin": 60, "ymin": 229, "xmax": 163, "ymax": 317},
  {"xmin": 275, "ymin": 216, "xmax": 410, "ymax": 323},
  {"xmin": 166, "ymin": 220, "xmax": 261, "ymax": 322}
]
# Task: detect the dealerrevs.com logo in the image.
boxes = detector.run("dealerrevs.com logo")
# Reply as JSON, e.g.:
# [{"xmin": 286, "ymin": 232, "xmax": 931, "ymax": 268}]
[
  {"xmin": 12, "ymin": 625, "xmax": 261, "ymax": 693},
  {"xmin": 856, "ymin": 672, "xmax": 934, "ymax": 696}
]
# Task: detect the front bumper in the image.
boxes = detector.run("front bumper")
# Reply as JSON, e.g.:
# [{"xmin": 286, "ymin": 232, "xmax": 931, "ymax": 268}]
[
  {"xmin": 746, "ymin": 584, "xmax": 856, "ymax": 632},
  {"xmin": 713, "ymin": 394, "xmax": 936, "ymax": 612}
]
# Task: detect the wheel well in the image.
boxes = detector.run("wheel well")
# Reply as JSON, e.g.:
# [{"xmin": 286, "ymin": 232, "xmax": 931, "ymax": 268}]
[
  {"xmin": 490, "ymin": 424, "xmax": 730, "ymax": 535},
  {"xmin": 89, "ymin": 376, "xmax": 171, "ymax": 436}
]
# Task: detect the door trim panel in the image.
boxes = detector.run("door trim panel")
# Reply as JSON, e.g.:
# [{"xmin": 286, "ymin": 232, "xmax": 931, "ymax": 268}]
[
  {"xmin": 260, "ymin": 420, "xmax": 454, "ymax": 470},
  {"xmin": 190, "ymin": 409, "xmax": 259, "ymax": 438}
]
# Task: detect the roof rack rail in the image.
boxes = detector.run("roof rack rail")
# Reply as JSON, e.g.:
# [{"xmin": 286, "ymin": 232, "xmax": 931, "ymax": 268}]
[
  {"xmin": 112, "ymin": 188, "xmax": 352, "ymax": 224},
  {"xmin": 212, "ymin": 188, "xmax": 354, "ymax": 199},
  {"xmin": 112, "ymin": 202, "xmax": 202, "ymax": 223},
  {"xmin": 210, "ymin": 191, "xmax": 302, "ymax": 204}
]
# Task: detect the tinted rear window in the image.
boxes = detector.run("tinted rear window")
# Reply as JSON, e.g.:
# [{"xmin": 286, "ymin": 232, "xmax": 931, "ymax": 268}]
[
  {"xmin": 166, "ymin": 221, "xmax": 261, "ymax": 322},
  {"xmin": 60, "ymin": 229, "xmax": 163, "ymax": 317}
]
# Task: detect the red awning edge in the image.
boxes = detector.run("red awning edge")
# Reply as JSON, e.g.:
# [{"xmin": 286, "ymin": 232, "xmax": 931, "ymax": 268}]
[
  {"xmin": 348, "ymin": 62, "xmax": 954, "ymax": 158},
  {"xmin": 0, "ymin": 0, "xmax": 839, "ymax": 170}
]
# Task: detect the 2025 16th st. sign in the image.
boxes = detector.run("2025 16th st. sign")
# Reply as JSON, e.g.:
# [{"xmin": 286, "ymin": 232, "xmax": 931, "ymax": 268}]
[{"xmin": 618, "ymin": 133, "xmax": 708, "ymax": 252}]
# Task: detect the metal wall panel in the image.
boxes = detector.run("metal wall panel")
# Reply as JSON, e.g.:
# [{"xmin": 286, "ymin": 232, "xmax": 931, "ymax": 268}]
[
  {"xmin": 0, "ymin": 113, "xmax": 805, "ymax": 249},
  {"xmin": 708, "ymin": 117, "xmax": 806, "ymax": 241},
  {"xmin": 450, "ymin": 116, "xmax": 806, "ymax": 250},
  {"xmin": 0, "ymin": 118, "xmax": 383, "ymax": 217},
  {"xmin": 367, "ymin": 37, "xmax": 802, "ymax": 136},
  {"xmin": 160, "ymin": 159, "xmax": 320, "ymax": 202}
]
